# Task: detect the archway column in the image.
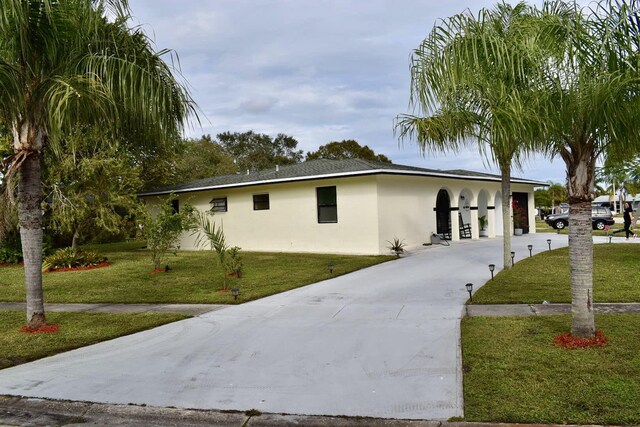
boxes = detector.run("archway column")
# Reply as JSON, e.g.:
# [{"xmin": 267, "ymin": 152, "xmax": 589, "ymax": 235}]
[
  {"xmin": 451, "ymin": 210, "xmax": 460, "ymax": 241},
  {"xmin": 487, "ymin": 207, "xmax": 496, "ymax": 238},
  {"xmin": 470, "ymin": 209, "xmax": 479, "ymax": 239}
]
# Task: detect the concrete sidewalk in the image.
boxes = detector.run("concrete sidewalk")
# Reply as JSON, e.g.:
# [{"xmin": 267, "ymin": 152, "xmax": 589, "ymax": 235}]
[
  {"xmin": 4, "ymin": 301, "xmax": 640, "ymax": 318},
  {"xmin": 466, "ymin": 302, "xmax": 640, "ymax": 317},
  {"xmin": 0, "ymin": 302, "xmax": 226, "ymax": 316},
  {"xmin": 0, "ymin": 396, "xmax": 616, "ymax": 427}
]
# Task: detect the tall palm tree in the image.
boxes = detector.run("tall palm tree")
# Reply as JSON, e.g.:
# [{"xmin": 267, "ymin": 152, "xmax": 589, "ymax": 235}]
[
  {"xmin": 530, "ymin": 0, "xmax": 640, "ymax": 337},
  {"xmin": 396, "ymin": 2, "xmax": 538, "ymax": 271},
  {"xmin": 0, "ymin": 0, "xmax": 196, "ymax": 327}
]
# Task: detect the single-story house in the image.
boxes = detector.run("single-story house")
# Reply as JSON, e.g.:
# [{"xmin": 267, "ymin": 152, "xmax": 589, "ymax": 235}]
[{"xmin": 138, "ymin": 159, "xmax": 545, "ymax": 255}]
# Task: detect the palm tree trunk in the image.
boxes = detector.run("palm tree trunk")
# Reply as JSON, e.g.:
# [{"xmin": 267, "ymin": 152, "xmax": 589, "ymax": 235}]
[
  {"xmin": 501, "ymin": 165, "xmax": 512, "ymax": 270},
  {"xmin": 568, "ymin": 199, "xmax": 595, "ymax": 337},
  {"xmin": 566, "ymin": 149, "xmax": 596, "ymax": 338},
  {"xmin": 18, "ymin": 152, "xmax": 46, "ymax": 328}
]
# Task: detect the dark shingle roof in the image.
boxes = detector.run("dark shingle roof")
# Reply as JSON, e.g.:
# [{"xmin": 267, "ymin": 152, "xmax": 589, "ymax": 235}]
[{"xmin": 138, "ymin": 159, "xmax": 546, "ymax": 196}]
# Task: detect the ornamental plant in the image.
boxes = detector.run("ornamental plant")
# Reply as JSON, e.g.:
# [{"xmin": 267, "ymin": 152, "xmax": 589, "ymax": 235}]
[
  {"xmin": 42, "ymin": 248, "xmax": 107, "ymax": 272},
  {"xmin": 195, "ymin": 210, "xmax": 230, "ymax": 289},
  {"xmin": 512, "ymin": 200, "xmax": 528, "ymax": 229},
  {"xmin": 224, "ymin": 246, "xmax": 244, "ymax": 278},
  {"xmin": 141, "ymin": 199, "xmax": 196, "ymax": 271}
]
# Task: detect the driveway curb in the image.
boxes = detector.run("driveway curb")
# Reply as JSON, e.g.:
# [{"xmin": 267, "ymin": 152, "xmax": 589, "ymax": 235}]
[{"xmin": 0, "ymin": 396, "xmax": 612, "ymax": 427}]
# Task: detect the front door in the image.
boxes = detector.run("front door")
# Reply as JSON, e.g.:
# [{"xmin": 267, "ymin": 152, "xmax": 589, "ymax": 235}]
[
  {"xmin": 436, "ymin": 189, "xmax": 451, "ymax": 239},
  {"xmin": 512, "ymin": 192, "xmax": 529, "ymax": 234}
]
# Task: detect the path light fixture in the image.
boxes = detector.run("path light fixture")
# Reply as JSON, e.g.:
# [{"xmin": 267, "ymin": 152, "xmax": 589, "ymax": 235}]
[
  {"xmin": 488, "ymin": 264, "xmax": 495, "ymax": 280},
  {"xmin": 510, "ymin": 251, "xmax": 515, "ymax": 266},
  {"xmin": 232, "ymin": 287, "xmax": 240, "ymax": 301},
  {"xmin": 547, "ymin": 239, "xmax": 552, "ymax": 251},
  {"xmin": 528, "ymin": 244, "xmax": 533, "ymax": 257},
  {"xmin": 465, "ymin": 283, "xmax": 473, "ymax": 302},
  {"xmin": 609, "ymin": 235, "xmax": 612, "ymax": 244},
  {"xmin": 327, "ymin": 263, "xmax": 334, "ymax": 274}
]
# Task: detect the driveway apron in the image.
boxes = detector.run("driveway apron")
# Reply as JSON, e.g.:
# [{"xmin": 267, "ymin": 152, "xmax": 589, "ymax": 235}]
[{"xmin": 0, "ymin": 234, "xmax": 568, "ymax": 420}]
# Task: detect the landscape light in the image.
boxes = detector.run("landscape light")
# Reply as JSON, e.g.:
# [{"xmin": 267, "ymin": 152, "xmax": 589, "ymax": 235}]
[
  {"xmin": 528, "ymin": 244, "xmax": 533, "ymax": 257},
  {"xmin": 488, "ymin": 264, "xmax": 495, "ymax": 280},
  {"xmin": 328, "ymin": 263, "xmax": 334, "ymax": 274},
  {"xmin": 232, "ymin": 288, "xmax": 240, "ymax": 301},
  {"xmin": 510, "ymin": 251, "xmax": 515, "ymax": 266},
  {"xmin": 547, "ymin": 239, "xmax": 552, "ymax": 251},
  {"xmin": 465, "ymin": 283, "xmax": 473, "ymax": 301}
]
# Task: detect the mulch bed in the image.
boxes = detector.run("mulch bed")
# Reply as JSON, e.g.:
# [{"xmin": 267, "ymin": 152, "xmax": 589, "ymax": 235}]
[
  {"xmin": 554, "ymin": 330, "xmax": 609, "ymax": 349},
  {"xmin": 46, "ymin": 262, "xmax": 110, "ymax": 273},
  {"xmin": 19, "ymin": 324, "xmax": 61, "ymax": 334},
  {"xmin": 0, "ymin": 262, "xmax": 23, "ymax": 267}
]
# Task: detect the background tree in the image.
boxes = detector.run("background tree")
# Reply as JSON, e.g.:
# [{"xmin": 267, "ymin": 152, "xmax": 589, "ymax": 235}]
[
  {"xmin": 43, "ymin": 128, "xmax": 142, "ymax": 249},
  {"xmin": 306, "ymin": 140, "xmax": 392, "ymax": 163},
  {"xmin": 217, "ymin": 131, "xmax": 303, "ymax": 172},
  {"xmin": 174, "ymin": 135, "xmax": 237, "ymax": 183},
  {"xmin": 0, "ymin": 0, "xmax": 195, "ymax": 327}
]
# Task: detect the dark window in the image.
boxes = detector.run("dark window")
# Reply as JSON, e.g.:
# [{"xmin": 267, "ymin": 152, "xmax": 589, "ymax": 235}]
[
  {"xmin": 317, "ymin": 186, "xmax": 337, "ymax": 223},
  {"xmin": 210, "ymin": 197, "xmax": 228, "ymax": 213},
  {"xmin": 253, "ymin": 194, "xmax": 270, "ymax": 210},
  {"xmin": 170, "ymin": 199, "xmax": 179, "ymax": 214}
]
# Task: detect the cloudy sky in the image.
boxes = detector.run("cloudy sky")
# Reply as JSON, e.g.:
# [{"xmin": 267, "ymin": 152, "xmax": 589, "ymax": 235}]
[{"xmin": 127, "ymin": 0, "xmax": 588, "ymax": 183}]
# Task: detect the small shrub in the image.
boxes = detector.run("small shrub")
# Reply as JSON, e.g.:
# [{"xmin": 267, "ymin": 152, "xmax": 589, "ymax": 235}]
[
  {"xmin": 386, "ymin": 237, "xmax": 406, "ymax": 257},
  {"xmin": 43, "ymin": 248, "xmax": 107, "ymax": 272},
  {"xmin": 0, "ymin": 245, "xmax": 22, "ymax": 263},
  {"xmin": 141, "ymin": 199, "xmax": 196, "ymax": 270},
  {"xmin": 224, "ymin": 246, "xmax": 243, "ymax": 277}
]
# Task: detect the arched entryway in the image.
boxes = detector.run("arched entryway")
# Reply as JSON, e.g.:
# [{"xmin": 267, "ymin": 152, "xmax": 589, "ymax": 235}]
[
  {"xmin": 435, "ymin": 189, "xmax": 451, "ymax": 239},
  {"xmin": 458, "ymin": 189, "xmax": 473, "ymax": 238}
]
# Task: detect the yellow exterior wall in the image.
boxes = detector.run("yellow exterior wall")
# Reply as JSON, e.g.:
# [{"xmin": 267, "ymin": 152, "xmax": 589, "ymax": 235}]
[{"xmin": 147, "ymin": 176, "xmax": 380, "ymax": 255}]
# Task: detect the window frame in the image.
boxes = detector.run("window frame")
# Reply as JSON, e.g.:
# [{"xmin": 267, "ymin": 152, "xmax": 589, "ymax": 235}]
[
  {"xmin": 253, "ymin": 193, "xmax": 270, "ymax": 211},
  {"xmin": 316, "ymin": 186, "xmax": 337, "ymax": 223},
  {"xmin": 210, "ymin": 197, "xmax": 228, "ymax": 213}
]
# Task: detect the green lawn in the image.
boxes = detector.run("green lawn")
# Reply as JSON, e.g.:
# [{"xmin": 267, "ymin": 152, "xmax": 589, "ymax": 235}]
[
  {"xmin": 0, "ymin": 311, "xmax": 188, "ymax": 370},
  {"xmin": 462, "ymin": 314, "xmax": 640, "ymax": 425},
  {"xmin": 0, "ymin": 242, "xmax": 394, "ymax": 304},
  {"xmin": 471, "ymin": 244, "xmax": 640, "ymax": 304}
]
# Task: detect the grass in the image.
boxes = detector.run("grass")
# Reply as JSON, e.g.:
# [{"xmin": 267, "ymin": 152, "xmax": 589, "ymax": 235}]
[
  {"xmin": 0, "ymin": 311, "xmax": 188, "ymax": 370},
  {"xmin": 462, "ymin": 314, "xmax": 640, "ymax": 425},
  {"xmin": 0, "ymin": 241, "xmax": 394, "ymax": 304},
  {"xmin": 471, "ymin": 244, "xmax": 640, "ymax": 304}
]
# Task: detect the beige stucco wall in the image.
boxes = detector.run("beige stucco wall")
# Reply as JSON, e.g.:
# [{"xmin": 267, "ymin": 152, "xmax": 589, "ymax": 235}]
[
  {"xmin": 145, "ymin": 176, "xmax": 381, "ymax": 255},
  {"xmin": 141, "ymin": 174, "xmax": 539, "ymax": 255}
]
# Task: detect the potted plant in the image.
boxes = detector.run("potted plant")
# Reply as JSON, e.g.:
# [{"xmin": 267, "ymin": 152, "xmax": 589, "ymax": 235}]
[
  {"xmin": 478, "ymin": 215, "xmax": 489, "ymax": 237},
  {"xmin": 386, "ymin": 237, "xmax": 406, "ymax": 258}
]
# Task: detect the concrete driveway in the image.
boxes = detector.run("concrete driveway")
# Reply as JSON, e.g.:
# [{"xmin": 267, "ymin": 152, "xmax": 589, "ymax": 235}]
[{"xmin": 0, "ymin": 234, "xmax": 568, "ymax": 420}]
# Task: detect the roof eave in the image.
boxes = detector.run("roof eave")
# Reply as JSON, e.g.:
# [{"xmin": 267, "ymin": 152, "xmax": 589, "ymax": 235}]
[{"xmin": 137, "ymin": 169, "xmax": 546, "ymax": 197}]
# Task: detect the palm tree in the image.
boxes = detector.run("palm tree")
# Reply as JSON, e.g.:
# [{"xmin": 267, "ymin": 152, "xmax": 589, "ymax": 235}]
[
  {"xmin": 396, "ymin": 2, "xmax": 538, "ymax": 271},
  {"xmin": 530, "ymin": 0, "xmax": 640, "ymax": 337},
  {"xmin": 0, "ymin": 0, "xmax": 195, "ymax": 327}
]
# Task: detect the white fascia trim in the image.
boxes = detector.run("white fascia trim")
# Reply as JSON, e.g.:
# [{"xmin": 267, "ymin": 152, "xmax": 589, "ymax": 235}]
[{"xmin": 138, "ymin": 169, "xmax": 545, "ymax": 197}]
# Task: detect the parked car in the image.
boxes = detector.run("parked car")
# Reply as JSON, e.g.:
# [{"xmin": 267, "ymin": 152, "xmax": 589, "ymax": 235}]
[{"xmin": 544, "ymin": 206, "xmax": 615, "ymax": 230}]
